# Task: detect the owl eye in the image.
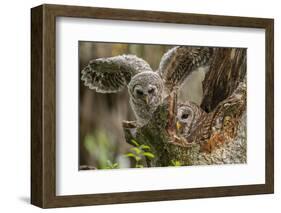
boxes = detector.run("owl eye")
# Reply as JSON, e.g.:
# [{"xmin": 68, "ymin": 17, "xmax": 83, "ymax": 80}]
[
  {"xmin": 136, "ymin": 89, "xmax": 144, "ymax": 96},
  {"xmin": 148, "ymin": 88, "xmax": 155, "ymax": 94},
  {"xmin": 181, "ymin": 113, "xmax": 189, "ymax": 119}
]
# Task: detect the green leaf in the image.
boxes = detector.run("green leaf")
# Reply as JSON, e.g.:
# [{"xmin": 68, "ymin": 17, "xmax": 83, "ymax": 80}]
[
  {"xmin": 131, "ymin": 147, "xmax": 142, "ymax": 155},
  {"xmin": 125, "ymin": 153, "xmax": 136, "ymax": 158},
  {"xmin": 139, "ymin": 144, "xmax": 151, "ymax": 150},
  {"xmin": 136, "ymin": 164, "xmax": 144, "ymax": 168},
  {"xmin": 131, "ymin": 139, "xmax": 140, "ymax": 147},
  {"xmin": 135, "ymin": 156, "xmax": 141, "ymax": 162},
  {"xmin": 143, "ymin": 152, "xmax": 155, "ymax": 159},
  {"xmin": 171, "ymin": 160, "xmax": 182, "ymax": 166},
  {"xmin": 125, "ymin": 153, "xmax": 140, "ymax": 162},
  {"xmin": 104, "ymin": 160, "xmax": 119, "ymax": 169}
]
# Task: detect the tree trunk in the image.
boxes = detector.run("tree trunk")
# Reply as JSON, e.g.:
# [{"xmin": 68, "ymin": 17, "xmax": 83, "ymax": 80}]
[
  {"xmin": 201, "ymin": 48, "xmax": 246, "ymax": 112},
  {"xmin": 122, "ymin": 48, "xmax": 247, "ymax": 167}
]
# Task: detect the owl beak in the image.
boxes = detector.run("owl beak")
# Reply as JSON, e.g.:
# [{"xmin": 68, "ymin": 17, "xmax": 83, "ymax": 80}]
[
  {"xmin": 176, "ymin": 121, "xmax": 182, "ymax": 131},
  {"xmin": 145, "ymin": 96, "xmax": 149, "ymax": 104}
]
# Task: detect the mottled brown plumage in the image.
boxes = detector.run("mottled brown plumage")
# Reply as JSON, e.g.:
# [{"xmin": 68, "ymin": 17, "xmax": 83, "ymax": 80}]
[
  {"xmin": 175, "ymin": 81, "xmax": 246, "ymax": 153},
  {"xmin": 81, "ymin": 46, "xmax": 214, "ymax": 126},
  {"xmin": 158, "ymin": 46, "xmax": 214, "ymax": 92},
  {"xmin": 176, "ymin": 101, "xmax": 206, "ymax": 138}
]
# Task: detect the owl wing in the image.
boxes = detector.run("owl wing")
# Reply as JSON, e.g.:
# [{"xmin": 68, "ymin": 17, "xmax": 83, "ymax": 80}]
[
  {"xmin": 81, "ymin": 54, "xmax": 153, "ymax": 93},
  {"xmin": 158, "ymin": 46, "xmax": 214, "ymax": 92}
]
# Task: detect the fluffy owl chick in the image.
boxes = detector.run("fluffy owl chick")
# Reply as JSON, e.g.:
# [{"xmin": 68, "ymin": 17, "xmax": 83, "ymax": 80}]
[
  {"xmin": 128, "ymin": 71, "xmax": 164, "ymax": 126},
  {"xmin": 81, "ymin": 46, "xmax": 213, "ymax": 126},
  {"xmin": 176, "ymin": 102, "xmax": 206, "ymax": 138}
]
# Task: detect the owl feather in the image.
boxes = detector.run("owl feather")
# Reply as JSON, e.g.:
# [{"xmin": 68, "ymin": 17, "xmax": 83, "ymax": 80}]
[
  {"xmin": 158, "ymin": 46, "xmax": 214, "ymax": 92},
  {"xmin": 81, "ymin": 46, "xmax": 215, "ymax": 126},
  {"xmin": 81, "ymin": 54, "xmax": 153, "ymax": 93}
]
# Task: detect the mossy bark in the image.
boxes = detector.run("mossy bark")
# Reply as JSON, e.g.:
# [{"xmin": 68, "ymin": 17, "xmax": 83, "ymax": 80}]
[
  {"xmin": 123, "ymin": 93, "xmax": 200, "ymax": 167},
  {"xmin": 122, "ymin": 48, "xmax": 247, "ymax": 167}
]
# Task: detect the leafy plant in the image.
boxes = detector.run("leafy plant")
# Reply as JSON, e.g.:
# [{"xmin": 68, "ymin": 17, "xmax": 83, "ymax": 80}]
[
  {"xmin": 124, "ymin": 140, "xmax": 155, "ymax": 168},
  {"xmin": 171, "ymin": 160, "xmax": 182, "ymax": 167},
  {"xmin": 105, "ymin": 160, "xmax": 119, "ymax": 169}
]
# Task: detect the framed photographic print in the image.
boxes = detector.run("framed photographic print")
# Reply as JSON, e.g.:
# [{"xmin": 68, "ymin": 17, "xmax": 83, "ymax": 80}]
[{"xmin": 31, "ymin": 4, "xmax": 274, "ymax": 208}]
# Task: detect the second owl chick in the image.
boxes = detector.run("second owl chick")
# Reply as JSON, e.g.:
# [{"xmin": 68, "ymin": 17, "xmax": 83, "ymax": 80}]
[{"xmin": 176, "ymin": 101, "xmax": 206, "ymax": 138}]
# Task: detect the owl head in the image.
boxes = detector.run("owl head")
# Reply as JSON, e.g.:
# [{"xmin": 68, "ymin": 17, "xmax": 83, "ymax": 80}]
[
  {"xmin": 176, "ymin": 102, "xmax": 205, "ymax": 137},
  {"xmin": 176, "ymin": 105, "xmax": 195, "ymax": 135},
  {"xmin": 128, "ymin": 71, "xmax": 164, "ymax": 107}
]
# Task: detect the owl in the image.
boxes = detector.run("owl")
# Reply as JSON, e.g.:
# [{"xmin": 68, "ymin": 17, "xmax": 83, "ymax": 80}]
[
  {"xmin": 176, "ymin": 101, "xmax": 206, "ymax": 138},
  {"xmin": 176, "ymin": 81, "xmax": 246, "ymax": 153},
  {"xmin": 81, "ymin": 46, "xmax": 213, "ymax": 126}
]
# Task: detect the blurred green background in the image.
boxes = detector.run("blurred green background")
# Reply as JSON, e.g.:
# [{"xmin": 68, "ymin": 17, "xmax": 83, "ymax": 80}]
[{"xmin": 79, "ymin": 42, "xmax": 205, "ymax": 170}]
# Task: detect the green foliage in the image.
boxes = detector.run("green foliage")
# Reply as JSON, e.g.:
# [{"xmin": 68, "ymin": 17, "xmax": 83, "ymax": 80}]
[
  {"xmin": 105, "ymin": 160, "xmax": 119, "ymax": 169},
  {"xmin": 84, "ymin": 130, "xmax": 116, "ymax": 169},
  {"xmin": 84, "ymin": 134, "xmax": 155, "ymax": 169},
  {"xmin": 130, "ymin": 139, "xmax": 139, "ymax": 147},
  {"xmin": 171, "ymin": 160, "xmax": 182, "ymax": 167},
  {"xmin": 124, "ymin": 140, "xmax": 155, "ymax": 168}
]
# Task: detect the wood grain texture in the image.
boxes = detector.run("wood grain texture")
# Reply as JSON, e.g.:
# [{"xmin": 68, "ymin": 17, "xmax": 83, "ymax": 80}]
[
  {"xmin": 201, "ymin": 48, "xmax": 246, "ymax": 112},
  {"xmin": 31, "ymin": 5, "xmax": 43, "ymax": 207},
  {"xmin": 31, "ymin": 4, "xmax": 274, "ymax": 208},
  {"xmin": 265, "ymin": 20, "xmax": 274, "ymax": 193}
]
